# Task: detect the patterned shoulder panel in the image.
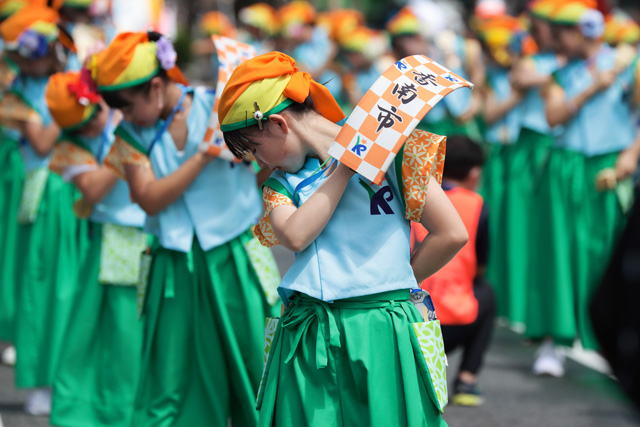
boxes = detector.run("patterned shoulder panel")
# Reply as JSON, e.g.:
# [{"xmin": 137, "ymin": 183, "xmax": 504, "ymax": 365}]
[
  {"xmin": 401, "ymin": 130, "xmax": 446, "ymax": 222},
  {"xmin": 254, "ymin": 184, "xmax": 295, "ymax": 247},
  {"xmin": 0, "ymin": 92, "xmax": 42, "ymax": 130},
  {"xmin": 49, "ymin": 141, "xmax": 98, "ymax": 176},
  {"xmin": 103, "ymin": 136, "xmax": 152, "ymax": 180},
  {"xmin": 0, "ymin": 58, "xmax": 18, "ymax": 92}
]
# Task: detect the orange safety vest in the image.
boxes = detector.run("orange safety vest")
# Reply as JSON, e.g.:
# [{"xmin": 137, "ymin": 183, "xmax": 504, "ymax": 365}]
[{"xmin": 411, "ymin": 186, "xmax": 484, "ymax": 325}]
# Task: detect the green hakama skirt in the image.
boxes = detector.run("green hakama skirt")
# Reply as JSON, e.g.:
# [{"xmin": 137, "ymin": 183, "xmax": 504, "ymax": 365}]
[
  {"xmin": 0, "ymin": 134, "xmax": 23, "ymax": 341},
  {"xmin": 256, "ymin": 290, "xmax": 448, "ymax": 427},
  {"xmin": 498, "ymin": 128, "xmax": 553, "ymax": 327},
  {"xmin": 14, "ymin": 172, "xmax": 87, "ymax": 387},
  {"xmin": 478, "ymin": 143, "xmax": 513, "ymax": 319},
  {"xmin": 525, "ymin": 148, "xmax": 628, "ymax": 349},
  {"xmin": 50, "ymin": 222, "xmax": 143, "ymax": 427},
  {"xmin": 132, "ymin": 230, "xmax": 273, "ymax": 427}
]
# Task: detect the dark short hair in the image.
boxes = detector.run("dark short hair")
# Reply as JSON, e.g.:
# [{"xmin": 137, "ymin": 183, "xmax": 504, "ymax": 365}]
[
  {"xmin": 443, "ymin": 135, "xmax": 484, "ymax": 181},
  {"xmin": 223, "ymin": 95, "xmax": 316, "ymax": 159},
  {"xmin": 100, "ymin": 31, "xmax": 170, "ymax": 109}
]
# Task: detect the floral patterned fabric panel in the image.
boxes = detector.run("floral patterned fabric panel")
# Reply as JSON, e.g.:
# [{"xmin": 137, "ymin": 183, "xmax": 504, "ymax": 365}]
[
  {"xmin": 0, "ymin": 92, "xmax": 42, "ymax": 130},
  {"xmin": 256, "ymin": 317, "xmax": 280, "ymax": 403},
  {"xmin": 254, "ymin": 186, "xmax": 294, "ymax": 247},
  {"xmin": 401, "ymin": 130, "xmax": 446, "ymax": 222},
  {"xmin": 49, "ymin": 141, "xmax": 98, "ymax": 176},
  {"xmin": 103, "ymin": 137, "xmax": 152, "ymax": 180},
  {"xmin": 17, "ymin": 168, "xmax": 49, "ymax": 224},
  {"xmin": 413, "ymin": 320, "xmax": 448, "ymax": 412},
  {"xmin": 98, "ymin": 223, "xmax": 149, "ymax": 286},
  {"xmin": 244, "ymin": 235, "xmax": 281, "ymax": 306}
]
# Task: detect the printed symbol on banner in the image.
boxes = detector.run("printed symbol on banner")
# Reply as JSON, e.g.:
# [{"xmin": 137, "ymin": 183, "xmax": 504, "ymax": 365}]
[
  {"xmin": 351, "ymin": 135, "xmax": 368, "ymax": 156},
  {"xmin": 391, "ymin": 83, "xmax": 418, "ymax": 104},
  {"xmin": 376, "ymin": 105, "xmax": 403, "ymax": 132},
  {"xmin": 413, "ymin": 71, "xmax": 437, "ymax": 86},
  {"xmin": 443, "ymin": 74, "xmax": 461, "ymax": 83},
  {"xmin": 395, "ymin": 60, "xmax": 408, "ymax": 71},
  {"xmin": 213, "ymin": 130, "xmax": 224, "ymax": 146}
]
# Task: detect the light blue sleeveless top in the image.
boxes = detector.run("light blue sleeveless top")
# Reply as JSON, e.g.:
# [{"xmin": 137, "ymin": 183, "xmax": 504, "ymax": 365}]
[
  {"xmin": 267, "ymin": 156, "xmax": 418, "ymax": 303},
  {"xmin": 484, "ymin": 66, "xmax": 522, "ymax": 145},
  {"xmin": 64, "ymin": 116, "xmax": 146, "ymax": 228},
  {"xmin": 11, "ymin": 75, "xmax": 52, "ymax": 172},
  {"xmin": 554, "ymin": 45, "xmax": 637, "ymax": 156},
  {"xmin": 519, "ymin": 52, "xmax": 562, "ymax": 135},
  {"xmin": 116, "ymin": 86, "xmax": 262, "ymax": 253}
]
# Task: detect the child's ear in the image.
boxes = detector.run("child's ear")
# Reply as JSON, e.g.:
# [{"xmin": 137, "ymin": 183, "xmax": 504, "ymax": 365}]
[
  {"xmin": 149, "ymin": 76, "xmax": 165, "ymax": 92},
  {"xmin": 268, "ymin": 114, "xmax": 289, "ymax": 134}
]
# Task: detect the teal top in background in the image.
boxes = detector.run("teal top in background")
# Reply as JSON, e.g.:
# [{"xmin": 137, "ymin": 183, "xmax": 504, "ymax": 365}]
[
  {"xmin": 116, "ymin": 86, "xmax": 262, "ymax": 253},
  {"xmin": 484, "ymin": 65, "xmax": 522, "ymax": 145},
  {"xmin": 553, "ymin": 44, "xmax": 638, "ymax": 156}
]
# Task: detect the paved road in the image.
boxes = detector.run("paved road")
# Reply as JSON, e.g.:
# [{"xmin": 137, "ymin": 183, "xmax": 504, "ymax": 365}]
[{"xmin": 1, "ymin": 246, "xmax": 638, "ymax": 426}]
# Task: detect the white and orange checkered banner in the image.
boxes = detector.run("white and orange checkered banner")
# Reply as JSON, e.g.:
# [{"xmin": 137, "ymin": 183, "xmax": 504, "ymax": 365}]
[
  {"xmin": 327, "ymin": 54, "xmax": 474, "ymax": 185},
  {"xmin": 200, "ymin": 35, "xmax": 257, "ymax": 162}
]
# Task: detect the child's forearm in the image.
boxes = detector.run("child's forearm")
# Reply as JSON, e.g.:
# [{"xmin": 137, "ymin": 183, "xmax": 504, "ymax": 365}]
[
  {"xmin": 411, "ymin": 231, "xmax": 468, "ymax": 284},
  {"xmin": 270, "ymin": 163, "xmax": 355, "ymax": 252},
  {"xmin": 72, "ymin": 167, "xmax": 119, "ymax": 204},
  {"xmin": 483, "ymin": 91, "xmax": 522, "ymax": 124},
  {"xmin": 410, "ymin": 176, "xmax": 468, "ymax": 283},
  {"xmin": 126, "ymin": 151, "xmax": 211, "ymax": 216}
]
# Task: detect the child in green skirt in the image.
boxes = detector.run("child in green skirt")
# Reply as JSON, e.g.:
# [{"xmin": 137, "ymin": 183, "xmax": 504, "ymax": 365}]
[
  {"xmin": 533, "ymin": 1, "xmax": 640, "ymax": 377},
  {"xmin": 96, "ymin": 31, "xmax": 276, "ymax": 426},
  {"xmin": 46, "ymin": 69, "xmax": 146, "ymax": 427},
  {"xmin": 0, "ymin": 4, "xmax": 87, "ymax": 415},
  {"xmin": 220, "ymin": 51, "xmax": 468, "ymax": 427}
]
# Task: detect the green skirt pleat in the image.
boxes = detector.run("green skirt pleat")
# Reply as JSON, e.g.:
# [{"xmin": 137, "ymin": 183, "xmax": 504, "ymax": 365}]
[
  {"xmin": 572, "ymin": 153, "xmax": 627, "ymax": 349},
  {"xmin": 0, "ymin": 136, "xmax": 23, "ymax": 341},
  {"xmin": 478, "ymin": 143, "xmax": 512, "ymax": 318},
  {"xmin": 525, "ymin": 149, "xmax": 626, "ymax": 349},
  {"xmin": 14, "ymin": 172, "xmax": 88, "ymax": 387},
  {"xmin": 51, "ymin": 222, "xmax": 142, "ymax": 427},
  {"xmin": 498, "ymin": 129, "xmax": 553, "ymax": 326},
  {"xmin": 257, "ymin": 290, "xmax": 448, "ymax": 427},
  {"xmin": 132, "ymin": 230, "xmax": 271, "ymax": 427}
]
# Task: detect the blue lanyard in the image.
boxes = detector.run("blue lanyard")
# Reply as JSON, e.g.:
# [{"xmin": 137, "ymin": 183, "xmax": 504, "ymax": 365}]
[
  {"xmin": 96, "ymin": 109, "xmax": 115, "ymax": 164},
  {"xmin": 148, "ymin": 86, "xmax": 193, "ymax": 155},
  {"xmin": 292, "ymin": 157, "xmax": 336, "ymax": 207}
]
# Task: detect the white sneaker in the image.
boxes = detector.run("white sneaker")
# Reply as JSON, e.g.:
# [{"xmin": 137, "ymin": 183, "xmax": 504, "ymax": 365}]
[
  {"xmin": 1, "ymin": 346, "xmax": 16, "ymax": 366},
  {"xmin": 533, "ymin": 340, "xmax": 565, "ymax": 378},
  {"xmin": 24, "ymin": 388, "xmax": 51, "ymax": 416}
]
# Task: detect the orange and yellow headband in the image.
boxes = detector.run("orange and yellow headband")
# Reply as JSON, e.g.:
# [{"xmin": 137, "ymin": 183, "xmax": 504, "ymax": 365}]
[
  {"xmin": 219, "ymin": 51, "xmax": 344, "ymax": 132},
  {"xmin": 199, "ymin": 11, "xmax": 236, "ymax": 37},
  {"xmin": 91, "ymin": 31, "xmax": 188, "ymax": 92}
]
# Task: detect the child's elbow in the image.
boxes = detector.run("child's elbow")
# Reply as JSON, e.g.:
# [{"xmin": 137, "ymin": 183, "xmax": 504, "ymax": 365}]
[
  {"xmin": 449, "ymin": 228, "xmax": 469, "ymax": 252},
  {"xmin": 280, "ymin": 235, "xmax": 310, "ymax": 253}
]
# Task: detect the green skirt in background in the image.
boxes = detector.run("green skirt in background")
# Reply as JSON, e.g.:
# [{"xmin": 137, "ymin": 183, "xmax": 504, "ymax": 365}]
[
  {"xmin": 14, "ymin": 172, "xmax": 87, "ymax": 388},
  {"xmin": 478, "ymin": 143, "xmax": 513, "ymax": 320},
  {"xmin": 498, "ymin": 128, "xmax": 553, "ymax": 327},
  {"xmin": 51, "ymin": 222, "xmax": 142, "ymax": 427},
  {"xmin": 0, "ymin": 135, "xmax": 23, "ymax": 341},
  {"xmin": 525, "ymin": 149, "xmax": 628, "ymax": 349},
  {"xmin": 256, "ymin": 290, "xmax": 447, "ymax": 427},
  {"xmin": 132, "ymin": 230, "xmax": 273, "ymax": 427}
]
